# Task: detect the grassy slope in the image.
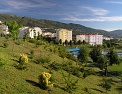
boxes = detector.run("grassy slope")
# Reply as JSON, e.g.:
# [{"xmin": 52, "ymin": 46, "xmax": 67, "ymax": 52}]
[{"xmin": 0, "ymin": 37, "xmax": 121, "ymax": 94}]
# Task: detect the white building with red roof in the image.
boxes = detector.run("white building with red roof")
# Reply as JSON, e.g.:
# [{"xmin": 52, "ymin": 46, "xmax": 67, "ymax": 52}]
[{"xmin": 76, "ymin": 34, "xmax": 103, "ymax": 45}]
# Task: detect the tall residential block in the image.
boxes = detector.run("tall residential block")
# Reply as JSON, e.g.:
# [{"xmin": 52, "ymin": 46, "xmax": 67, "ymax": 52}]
[
  {"xmin": 76, "ymin": 34, "xmax": 103, "ymax": 45},
  {"xmin": 56, "ymin": 29, "xmax": 72, "ymax": 42}
]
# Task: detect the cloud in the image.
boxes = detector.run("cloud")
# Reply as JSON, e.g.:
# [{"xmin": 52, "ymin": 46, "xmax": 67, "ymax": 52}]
[
  {"xmin": 62, "ymin": 16, "xmax": 122, "ymax": 22},
  {"xmin": 5, "ymin": 0, "xmax": 56, "ymax": 10},
  {"xmin": 0, "ymin": 9, "xmax": 12, "ymax": 13},
  {"xmin": 82, "ymin": 6, "xmax": 109, "ymax": 16},
  {"xmin": 106, "ymin": 1, "xmax": 122, "ymax": 4}
]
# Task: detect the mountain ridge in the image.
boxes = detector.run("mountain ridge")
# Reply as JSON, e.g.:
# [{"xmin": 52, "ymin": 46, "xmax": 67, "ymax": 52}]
[{"xmin": 0, "ymin": 13, "xmax": 115, "ymax": 37}]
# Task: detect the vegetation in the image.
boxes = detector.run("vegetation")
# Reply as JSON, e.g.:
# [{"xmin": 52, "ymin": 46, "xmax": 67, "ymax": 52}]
[
  {"xmin": 38, "ymin": 72, "xmax": 53, "ymax": 90},
  {"xmin": 0, "ymin": 37, "xmax": 122, "ymax": 94},
  {"xmin": 0, "ymin": 17, "xmax": 122, "ymax": 94}
]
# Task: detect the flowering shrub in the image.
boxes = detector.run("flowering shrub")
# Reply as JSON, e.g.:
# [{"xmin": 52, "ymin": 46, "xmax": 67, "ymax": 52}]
[
  {"xmin": 16, "ymin": 54, "xmax": 28, "ymax": 70},
  {"xmin": 19, "ymin": 54, "xmax": 28, "ymax": 64},
  {"xmin": 39, "ymin": 72, "xmax": 53, "ymax": 89}
]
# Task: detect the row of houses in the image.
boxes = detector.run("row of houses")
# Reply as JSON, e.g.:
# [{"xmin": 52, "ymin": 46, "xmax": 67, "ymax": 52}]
[{"xmin": 0, "ymin": 21, "xmax": 113, "ymax": 45}]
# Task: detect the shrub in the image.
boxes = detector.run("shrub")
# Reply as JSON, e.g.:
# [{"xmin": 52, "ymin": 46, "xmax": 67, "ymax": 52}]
[
  {"xmin": 15, "ymin": 40, "xmax": 21, "ymax": 45},
  {"xmin": 39, "ymin": 72, "xmax": 53, "ymax": 89},
  {"xmin": 16, "ymin": 63, "xmax": 27, "ymax": 70},
  {"xmin": 62, "ymin": 72, "xmax": 78, "ymax": 93},
  {"xmin": 0, "ymin": 58, "xmax": 5, "ymax": 68},
  {"xmin": 66, "ymin": 53, "xmax": 78, "ymax": 62},
  {"xmin": 49, "ymin": 61, "xmax": 62, "ymax": 71},
  {"xmin": 36, "ymin": 41, "xmax": 42, "ymax": 46},
  {"xmin": 82, "ymin": 68, "xmax": 95, "ymax": 78},
  {"xmin": 82, "ymin": 70, "xmax": 91, "ymax": 78},
  {"xmin": 16, "ymin": 54, "xmax": 28, "ymax": 70},
  {"xmin": 29, "ymin": 49, "xmax": 34, "ymax": 59},
  {"xmin": 19, "ymin": 54, "xmax": 28, "ymax": 64},
  {"xmin": 3, "ymin": 42, "xmax": 8, "ymax": 48},
  {"xmin": 28, "ymin": 39, "xmax": 36, "ymax": 43},
  {"xmin": 101, "ymin": 78, "xmax": 112, "ymax": 93},
  {"xmin": 34, "ymin": 57, "xmax": 50, "ymax": 64},
  {"xmin": 71, "ymin": 67, "xmax": 81, "ymax": 77}
]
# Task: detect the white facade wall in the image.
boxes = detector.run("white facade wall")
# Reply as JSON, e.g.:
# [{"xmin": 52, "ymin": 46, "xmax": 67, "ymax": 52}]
[
  {"xmin": 42, "ymin": 32, "xmax": 56, "ymax": 37},
  {"xmin": 33, "ymin": 27, "xmax": 42, "ymax": 36},
  {"xmin": 76, "ymin": 35, "xmax": 85, "ymax": 41},
  {"xmin": 0, "ymin": 25, "xmax": 9, "ymax": 35},
  {"xmin": 28, "ymin": 28, "xmax": 34, "ymax": 38},
  {"xmin": 19, "ymin": 27, "xmax": 29, "ymax": 38},
  {"xmin": 76, "ymin": 34, "xmax": 103, "ymax": 45},
  {"xmin": 19, "ymin": 27, "xmax": 42, "ymax": 39}
]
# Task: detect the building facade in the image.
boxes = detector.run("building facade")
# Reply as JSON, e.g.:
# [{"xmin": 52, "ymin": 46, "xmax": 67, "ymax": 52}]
[
  {"xmin": 76, "ymin": 34, "xmax": 103, "ymax": 45},
  {"xmin": 56, "ymin": 29, "xmax": 72, "ymax": 43},
  {"xmin": 19, "ymin": 27, "xmax": 42, "ymax": 38},
  {"xmin": 0, "ymin": 24, "xmax": 9, "ymax": 35}
]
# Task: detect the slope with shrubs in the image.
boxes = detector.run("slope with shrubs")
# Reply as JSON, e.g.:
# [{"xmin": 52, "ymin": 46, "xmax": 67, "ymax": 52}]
[{"xmin": 0, "ymin": 37, "xmax": 121, "ymax": 94}]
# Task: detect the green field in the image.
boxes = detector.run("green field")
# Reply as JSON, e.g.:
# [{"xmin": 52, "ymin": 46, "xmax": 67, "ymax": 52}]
[{"xmin": 0, "ymin": 37, "xmax": 122, "ymax": 94}]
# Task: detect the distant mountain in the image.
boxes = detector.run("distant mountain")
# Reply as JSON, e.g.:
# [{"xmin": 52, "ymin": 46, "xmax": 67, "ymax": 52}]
[
  {"xmin": 0, "ymin": 14, "xmax": 114, "ymax": 37},
  {"xmin": 110, "ymin": 30, "xmax": 122, "ymax": 37},
  {"xmin": 110, "ymin": 30, "xmax": 122, "ymax": 34}
]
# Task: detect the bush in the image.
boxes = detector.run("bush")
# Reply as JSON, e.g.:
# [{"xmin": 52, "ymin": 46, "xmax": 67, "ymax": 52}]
[
  {"xmin": 29, "ymin": 49, "xmax": 34, "ymax": 59},
  {"xmin": 39, "ymin": 72, "xmax": 53, "ymax": 89},
  {"xmin": 82, "ymin": 70, "xmax": 91, "ymax": 78},
  {"xmin": 34, "ymin": 57, "xmax": 50, "ymax": 64},
  {"xmin": 0, "ymin": 58, "xmax": 5, "ymax": 67},
  {"xmin": 62, "ymin": 72, "xmax": 78, "ymax": 93},
  {"xmin": 15, "ymin": 40, "xmax": 21, "ymax": 45},
  {"xmin": 16, "ymin": 63, "xmax": 27, "ymax": 70},
  {"xmin": 28, "ymin": 39, "xmax": 36, "ymax": 43},
  {"xmin": 71, "ymin": 67, "xmax": 81, "ymax": 77},
  {"xmin": 66, "ymin": 53, "xmax": 78, "ymax": 62},
  {"xmin": 16, "ymin": 54, "xmax": 28, "ymax": 70},
  {"xmin": 49, "ymin": 61, "xmax": 62, "ymax": 71},
  {"xmin": 36, "ymin": 41, "xmax": 42, "ymax": 46},
  {"xmin": 19, "ymin": 54, "xmax": 28, "ymax": 64},
  {"xmin": 3, "ymin": 42, "xmax": 8, "ymax": 48}
]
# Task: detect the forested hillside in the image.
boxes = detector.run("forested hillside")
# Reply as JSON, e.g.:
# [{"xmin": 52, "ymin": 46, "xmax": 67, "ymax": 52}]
[
  {"xmin": 0, "ymin": 14, "xmax": 114, "ymax": 37},
  {"xmin": 110, "ymin": 30, "xmax": 122, "ymax": 37}
]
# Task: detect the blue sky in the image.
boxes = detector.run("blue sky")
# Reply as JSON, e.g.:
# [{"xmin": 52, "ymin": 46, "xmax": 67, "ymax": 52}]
[{"xmin": 1, "ymin": 0, "xmax": 122, "ymax": 31}]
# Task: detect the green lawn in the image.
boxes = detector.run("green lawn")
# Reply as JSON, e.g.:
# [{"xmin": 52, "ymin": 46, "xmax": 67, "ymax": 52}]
[{"xmin": 0, "ymin": 37, "xmax": 122, "ymax": 94}]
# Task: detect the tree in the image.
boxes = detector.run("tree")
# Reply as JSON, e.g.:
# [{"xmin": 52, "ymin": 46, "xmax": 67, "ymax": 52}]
[
  {"xmin": 69, "ymin": 40, "xmax": 73, "ymax": 46},
  {"xmin": 107, "ymin": 47, "xmax": 120, "ymax": 66},
  {"xmin": 0, "ymin": 28, "xmax": 4, "ymax": 37},
  {"xmin": 6, "ymin": 21, "xmax": 22, "ymax": 56},
  {"xmin": 58, "ymin": 47, "xmax": 66, "ymax": 59},
  {"xmin": 73, "ymin": 40, "xmax": 77, "ymax": 45},
  {"xmin": 6, "ymin": 21, "xmax": 22, "ymax": 40},
  {"xmin": 59, "ymin": 39, "xmax": 62, "ymax": 45},
  {"xmin": 97, "ymin": 55, "xmax": 107, "ymax": 70},
  {"xmin": 78, "ymin": 46, "xmax": 89, "ymax": 65},
  {"xmin": 64, "ymin": 40, "xmax": 68, "ymax": 46},
  {"xmin": 77, "ymin": 40, "xmax": 82, "ymax": 45},
  {"xmin": 90, "ymin": 46, "xmax": 102, "ymax": 62},
  {"xmin": 23, "ymin": 29, "xmax": 29, "ymax": 41},
  {"xmin": 83, "ymin": 40, "xmax": 86, "ymax": 44}
]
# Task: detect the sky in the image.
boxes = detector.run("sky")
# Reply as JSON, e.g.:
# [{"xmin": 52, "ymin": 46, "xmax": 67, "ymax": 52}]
[{"xmin": 1, "ymin": 0, "xmax": 122, "ymax": 31}]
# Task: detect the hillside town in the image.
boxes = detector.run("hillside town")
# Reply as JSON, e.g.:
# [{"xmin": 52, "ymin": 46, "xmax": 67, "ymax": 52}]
[{"xmin": 0, "ymin": 21, "xmax": 114, "ymax": 46}]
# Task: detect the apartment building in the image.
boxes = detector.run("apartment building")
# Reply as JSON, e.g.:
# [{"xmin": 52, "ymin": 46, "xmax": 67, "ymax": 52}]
[
  {"xmin": 19, "ymin": 27, "xmax": 42, "ymax": 38},
  {"xmin": 56, "ymin": 29, "xmax": 72, "ymax": 43},
  {"xmin": 76, "ymin": 34, "xmax": 103, "ymax": 45},
  {"xmin": 0, "ymin": 24, "xmax": 9, "ymax": 35}
]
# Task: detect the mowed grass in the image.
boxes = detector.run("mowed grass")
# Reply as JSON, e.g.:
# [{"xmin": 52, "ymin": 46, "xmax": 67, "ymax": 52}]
[{"xmin": 0, "ymin": 37, "xmax": 121, "ymax": 94}]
